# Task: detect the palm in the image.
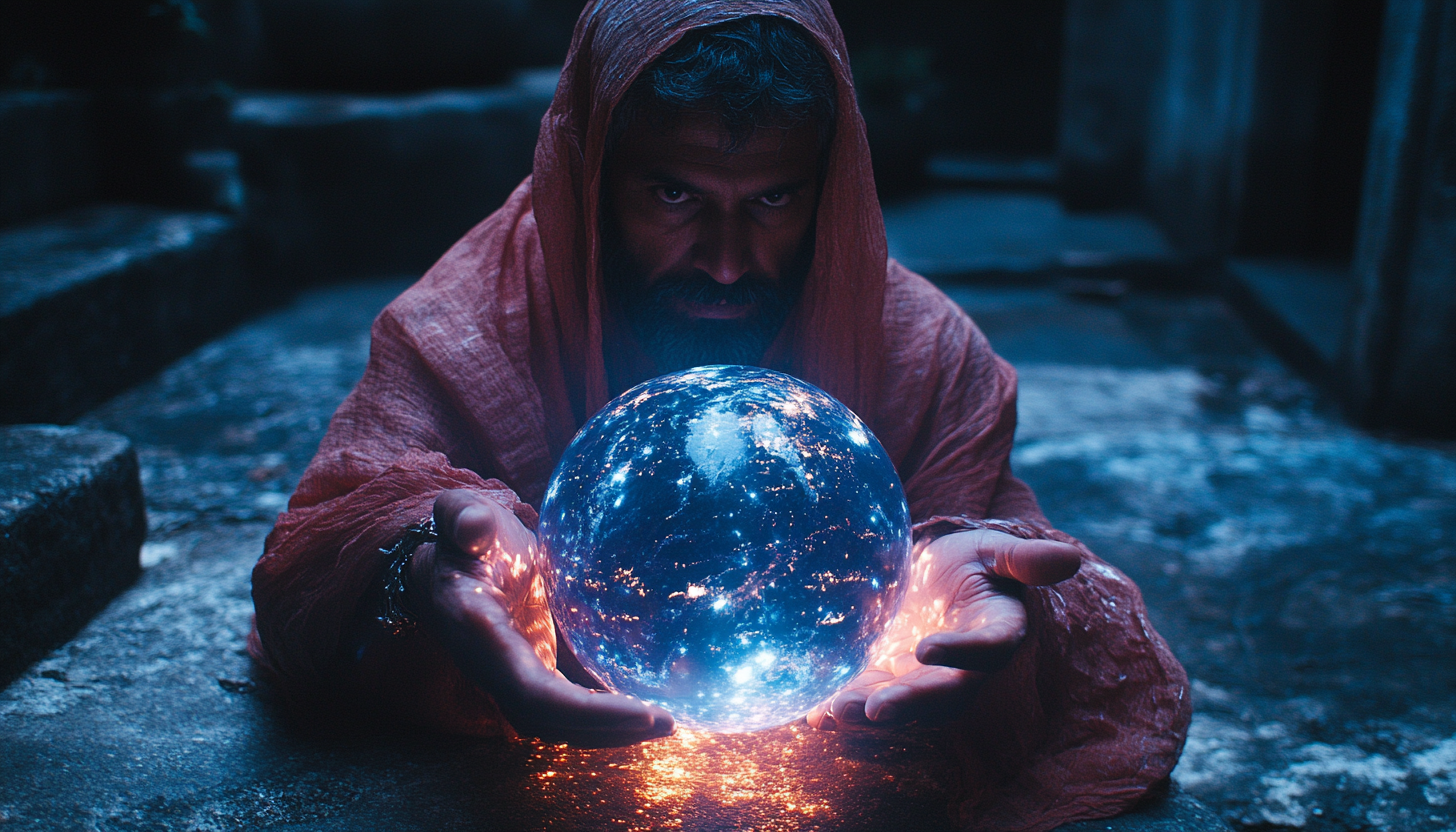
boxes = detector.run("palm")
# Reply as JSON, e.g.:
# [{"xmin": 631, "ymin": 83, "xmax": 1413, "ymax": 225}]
[
  {"xmin": 418, "ymin": 490, "xmax": 674, "ymax": 746},
  {"xmin": 434, "ymin": 504, "xmax": 559, "ymax": 674},
  {"xmin": 809, "ymin": 529, "xmax": 1080, "ymax": 728}
]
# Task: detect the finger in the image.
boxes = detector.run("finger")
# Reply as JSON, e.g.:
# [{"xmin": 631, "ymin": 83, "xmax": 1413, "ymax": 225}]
[
  {"xmin": 864, "ymin": 666, "xmax": 983, "ymax": 725},
  {"xmin": 915, "ymin": 618, "xmax": 1024, "ymax": 672},
  {"xmin": 510, "ymin": 674, "xmax": 677, "ymax": 747},
  {"xmin": 435, "ymin": 489, "xmax": 506, "ymax": 555},
  {"xmin": 979, "ymin": 536, "xmax": 1081, "ymax": 586},
  {"xmin": 807, "ymin": 670, "xmax": 893, "ymax": 730},
  {"xmin": 441, "ymin": 577, "xmax": 671, "ymax": 746},
  {"xmin": 832, "ymin": 690, "xmax": 870, "ymax": 725},
  {"xmin": 806, "ymin": 702, "xmax": 835, "ymax": 731},
  {"xmin": 827, "ymin": 671, "xmax": 895, "ymax": 725}
]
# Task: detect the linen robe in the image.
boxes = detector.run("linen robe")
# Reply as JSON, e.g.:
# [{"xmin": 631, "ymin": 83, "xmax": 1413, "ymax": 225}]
[{"xmin": 251, "ymin": 1, "xmax": 1191, "ymax": 828}]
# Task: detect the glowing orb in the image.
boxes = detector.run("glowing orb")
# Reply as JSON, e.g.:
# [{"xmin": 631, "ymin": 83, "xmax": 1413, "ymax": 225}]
[{"xmin": 539, "ymin": 365, "xmax": 911, "ymax": 732}]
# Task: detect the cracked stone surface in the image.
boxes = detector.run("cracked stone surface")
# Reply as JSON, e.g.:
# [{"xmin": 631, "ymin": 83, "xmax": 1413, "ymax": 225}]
[
  {"xmin": 949, "ymin": 284, "xmax": 1456, "ymax": 831},
  {"xmin": 1, "ymin": 277, "xmax": 1450, "ymax": 830}
]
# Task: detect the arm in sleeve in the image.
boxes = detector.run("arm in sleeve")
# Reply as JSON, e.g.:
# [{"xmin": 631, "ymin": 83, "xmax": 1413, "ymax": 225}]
[
  {"xmin": 248, "ymin": 309, "xmax": 535, "ymax": 735},
  {"xmin": 882, "ymin": 276, "xmax": 1191, "ymax": 830}
]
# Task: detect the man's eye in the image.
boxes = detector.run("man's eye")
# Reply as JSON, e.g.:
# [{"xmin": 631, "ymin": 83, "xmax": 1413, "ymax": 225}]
[
  {"xmin": 656, "ymin": 188, "xmax": 692, "ymax": 204},
  {"xmin": 758, "ymin": 192, "xmax": 792, "ymax": 207}
]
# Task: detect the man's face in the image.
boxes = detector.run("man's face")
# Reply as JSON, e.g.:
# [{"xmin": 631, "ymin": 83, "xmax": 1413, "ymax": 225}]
[{"xmin": 603, "ymin": 110, "xmax": 821, "ymax": 372}]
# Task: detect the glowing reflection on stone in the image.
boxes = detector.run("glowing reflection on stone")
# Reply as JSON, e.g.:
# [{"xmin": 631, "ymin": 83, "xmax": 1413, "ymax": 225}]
[{"xmin": 540, "ymin": 366, "xmax": 911, "ymax": 732}]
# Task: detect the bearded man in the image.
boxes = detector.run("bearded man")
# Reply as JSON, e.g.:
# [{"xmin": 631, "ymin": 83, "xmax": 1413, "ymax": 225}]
[{"xmin": 250, "ymin": 2, "xmax": 1191, "ymax": 829}]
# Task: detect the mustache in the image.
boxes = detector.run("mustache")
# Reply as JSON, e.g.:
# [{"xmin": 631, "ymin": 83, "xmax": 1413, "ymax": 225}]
[{"xmin": 643, "ymin": 270, "xmax": 787, "ymax": 308}]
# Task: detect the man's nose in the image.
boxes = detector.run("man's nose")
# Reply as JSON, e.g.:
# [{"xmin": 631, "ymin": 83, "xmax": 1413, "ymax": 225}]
[{"xmin": 694, "ymin": 212, "xmax": 753, "ymax": 285}]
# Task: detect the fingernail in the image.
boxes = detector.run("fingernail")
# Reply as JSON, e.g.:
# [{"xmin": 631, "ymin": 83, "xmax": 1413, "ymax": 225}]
[
  {"xmin": 818, "ymin": 713, "xmax": 838, "ymax": 731},
  {"xmin": 872, "ymin": 703, "xmax": 899, "ymax": 722},
  {"xmin": 840, "ymin": 703, "xmax": 868, "ymax": 723},
  {"xmin": 920, "ymin": 646, "xmax": 945, "ymax": 665}
]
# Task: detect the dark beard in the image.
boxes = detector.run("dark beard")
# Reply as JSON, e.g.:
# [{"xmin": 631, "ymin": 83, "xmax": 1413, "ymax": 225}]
[{"xmin": 603, "ymin": 237, "xmax": 807, "ymax": 375}]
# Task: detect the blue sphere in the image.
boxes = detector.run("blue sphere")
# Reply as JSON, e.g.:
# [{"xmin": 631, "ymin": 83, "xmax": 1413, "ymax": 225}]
[{"xmin": 539, "ymin": 366, "xmax": 911, "ymax": 733}]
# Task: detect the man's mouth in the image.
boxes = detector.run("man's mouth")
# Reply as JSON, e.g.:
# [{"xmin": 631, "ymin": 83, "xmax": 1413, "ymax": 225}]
[{"xmin": 672, "ymin": 297, "xmax": 757, "ymax": 320}]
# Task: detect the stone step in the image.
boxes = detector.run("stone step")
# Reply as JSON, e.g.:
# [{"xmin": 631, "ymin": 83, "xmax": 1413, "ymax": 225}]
[
  {"xmin": 0, "ymin": 425, "xmax": 145, "ymax": 687},
  {"xmin": 0, "ymin": 91, "xmax": 96, "ymax": 227},
  {"xmin": 1223, "ymin": 257, "xmax": 1350, "ymax": 387},
  {"xmin": 883, "ymin": 189, "xmax": 1190, "ymax": 287},
  {"xmin": 232, "ymin": 68, "xmax": 558, "ymax": 279},
  {"xmin": 0, "ymin": 204, "xmax": 247, "ymax": 424}
]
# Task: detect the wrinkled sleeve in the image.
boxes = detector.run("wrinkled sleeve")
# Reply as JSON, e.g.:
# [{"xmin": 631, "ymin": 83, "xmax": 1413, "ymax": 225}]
[
  {"xmin": 248, "ymin": 308, "xmax": 533, "ymax": 735},
  {"xmin": 880, "ymin": 267, "xmax": 1191, "ymax": 832}
]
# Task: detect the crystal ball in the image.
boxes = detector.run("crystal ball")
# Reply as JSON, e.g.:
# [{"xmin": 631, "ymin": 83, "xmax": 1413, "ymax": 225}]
[{"xmin": 539, "ymin": 365, "xmax": 911, "ymax": 733}]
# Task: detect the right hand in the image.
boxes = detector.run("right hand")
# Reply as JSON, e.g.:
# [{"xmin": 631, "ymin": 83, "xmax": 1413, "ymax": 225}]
[{"xmin": 408, "ymin": 489, "xmax": 675, "ymax": 746}]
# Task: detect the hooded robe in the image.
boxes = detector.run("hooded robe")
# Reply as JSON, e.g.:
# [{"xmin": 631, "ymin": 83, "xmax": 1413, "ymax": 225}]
[{"xmin": 250, "ymin": 1, "xmax": 1191, "ymax": 829}]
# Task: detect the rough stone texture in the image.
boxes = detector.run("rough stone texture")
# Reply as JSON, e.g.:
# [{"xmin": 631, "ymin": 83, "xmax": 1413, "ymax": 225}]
[
  {"xmin": 0, "ymin": 425, "xmax": 144, "ymax": 687},
  {"xmin": 0, "ymin": 204, "xmax": 248, "ymax": 425},
  {"xmin": 882, "ymin": 190, "xmax": 1183, "ymax": 283},
  {"xmin": 3, "ymin": 275, "xmax": 1451, "ymax": 829},
  {"xmin": 950, "ymin": 283, "xmax": 1456, "ymax": 830},
  {"xmin": 0, "ymin": 91, "xmax": 96, "ymax": 227},
  {"xmin": 0, "ymin": 280, "xmax": 1227, "ymax": 831},
  {"xmin": 233, "ymin": 69, "xmax": 557, "ymax": 280}
]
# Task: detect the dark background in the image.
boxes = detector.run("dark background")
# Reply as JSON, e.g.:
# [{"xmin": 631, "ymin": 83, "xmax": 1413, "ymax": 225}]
[
  {"xmin": 2, "ymin": 0, "xmax": 1451, "ymax": 433},
  {"xmin": 2, "ymin": 4, "xmax": 1454, "ymax": 831}
]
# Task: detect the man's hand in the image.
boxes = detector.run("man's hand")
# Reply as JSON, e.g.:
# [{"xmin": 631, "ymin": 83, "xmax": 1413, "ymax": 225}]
[
  {"xmin": 808, "ymin": 528, "xmax": 1081, "ymax": 730},
  {"xmin": 409, "ymin": 489, "xmax": 675, "ymax": 746}
]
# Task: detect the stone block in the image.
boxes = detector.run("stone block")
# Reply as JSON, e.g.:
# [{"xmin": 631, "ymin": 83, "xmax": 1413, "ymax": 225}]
[
  {"xmin": 0, "ymin": 425, "xmax": 144, "ymax": 687},
  {"xmin": 0, "ymin": 204, "xmax": 248, "ymax": 424},
  {"xmin": 232, "ymin": 68, "xmax": 557, "ymax": 280},
  {"xmin": 0, "ymin": 91, "xmax": 96, "ymax": 226}
]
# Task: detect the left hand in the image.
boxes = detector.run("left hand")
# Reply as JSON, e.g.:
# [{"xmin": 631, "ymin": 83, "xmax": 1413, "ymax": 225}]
[{"xmin": 808, "ymin": 528, "xmax": 1081, "ymax": 729}]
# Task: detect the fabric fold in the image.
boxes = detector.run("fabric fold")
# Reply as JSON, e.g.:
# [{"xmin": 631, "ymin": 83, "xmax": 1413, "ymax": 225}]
[{"xmin": 250, "ymin": 0, "xmax": 1191, "ymax": 827}]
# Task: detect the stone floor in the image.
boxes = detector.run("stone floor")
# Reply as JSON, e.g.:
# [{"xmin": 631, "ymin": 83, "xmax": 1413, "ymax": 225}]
[
  {"xmin": 951, "ymin": 284, "xmax": 1456, "ymax": 831},
  {"xmin": 1, "ymin": 277, "xmax": 1453, "ymax": 830},
  {"xmin": 882, "ymin": 189, "xmax": 1178, "ymax": 278}
]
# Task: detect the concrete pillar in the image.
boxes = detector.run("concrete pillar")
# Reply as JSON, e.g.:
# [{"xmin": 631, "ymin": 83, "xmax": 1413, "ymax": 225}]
[
  {"xmin": 1058, "ymin": 0, "xmax": 1263, "ymax": 252},
  {"xmin": 1141, "ymin": 0, "xmax": 1262, "ymax": 259},
  {"xmin": 1344, "ymin": 0, "xmax": 1456, "ymax": 435},
  {"xmin": 1057, "ymin": 0, "xmax": 1165, "ymax": 211}
]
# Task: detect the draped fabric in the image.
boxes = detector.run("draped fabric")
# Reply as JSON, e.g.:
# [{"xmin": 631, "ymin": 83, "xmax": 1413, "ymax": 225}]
[{"xmin": 250, "ymin": 1, "xmax": 1190, "ymax": 828}]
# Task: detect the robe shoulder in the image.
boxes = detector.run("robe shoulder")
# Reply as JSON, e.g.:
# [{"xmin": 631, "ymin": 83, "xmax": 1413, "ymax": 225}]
[{"xmin": 872, "ymin": 260, "xmax": 1025, "ymax": 523}]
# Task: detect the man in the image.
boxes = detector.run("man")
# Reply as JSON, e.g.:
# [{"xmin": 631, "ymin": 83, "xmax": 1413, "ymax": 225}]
[{"xmin": 250, "ymin": 2, "xmax": 1190, "ymax": 829}]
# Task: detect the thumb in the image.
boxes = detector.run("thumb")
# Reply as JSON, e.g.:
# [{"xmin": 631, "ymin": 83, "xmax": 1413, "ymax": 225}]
[
  {"xmin": 435, "ymin": 489, "xmax": 510, "ymax": 555},
  {"xmin": 980, "ymin": 536, "xmax": 1081, "ymax": 586}
]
